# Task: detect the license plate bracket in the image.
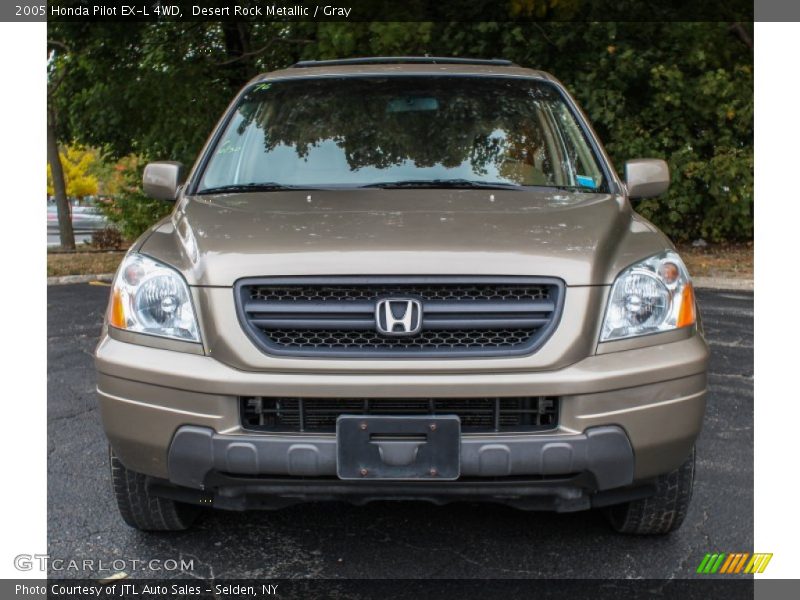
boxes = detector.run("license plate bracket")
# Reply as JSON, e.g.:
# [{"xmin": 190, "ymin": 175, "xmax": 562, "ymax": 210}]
[{"xmin": 336, "ymin": 415, "xmax": 461, "ymax": 480}]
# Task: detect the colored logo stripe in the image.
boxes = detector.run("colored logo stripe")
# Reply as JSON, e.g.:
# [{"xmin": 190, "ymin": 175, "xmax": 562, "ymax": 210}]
[
  {"xmin": 719, "ymin": 553, "xmax": 750, "ymax": 573},
  {"xmin": 733, "ymin": 553, "xmax": 750, "ymax": 573},
  {"xmin": 719, "ymin": 554, "xmax": 736, "ymax": 573},
  {"xmin": 697, "ymin": 553, "xmax": 726, "ymax": 573},
  {"xmin": 697, "ymin": 553, "xmax": 772, "ymax": 574},
  {"xmin": 744, "ymin": 553, "xmax": 773, "ymax": 574}
]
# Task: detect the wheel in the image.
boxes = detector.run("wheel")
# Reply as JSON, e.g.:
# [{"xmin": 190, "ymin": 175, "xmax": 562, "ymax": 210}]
[
  {"xmin": 605, "ymin": 446, "xmax": 695, "ymax": 535},
  {"xmin": 109, "ymin": 447, "xmax": 199, "ymax": 531}
]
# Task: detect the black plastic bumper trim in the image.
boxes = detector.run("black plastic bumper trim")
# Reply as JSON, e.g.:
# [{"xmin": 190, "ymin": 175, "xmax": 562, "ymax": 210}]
[{"xmin": 167, "ymin": 424, "xmax": 634, "ymax": 493}]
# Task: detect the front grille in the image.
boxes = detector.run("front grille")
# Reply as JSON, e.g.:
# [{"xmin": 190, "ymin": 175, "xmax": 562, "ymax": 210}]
[
  {"xmin": 248, "ymin": 283, "xmax": 552, "ymax": 302},
  {"xmin": 235, "ymin": 276, "xmax": 564, "ymax": 358},
  {"xmin": 240, "ymin": 397, "xmax": 559, "ymax": 433}
]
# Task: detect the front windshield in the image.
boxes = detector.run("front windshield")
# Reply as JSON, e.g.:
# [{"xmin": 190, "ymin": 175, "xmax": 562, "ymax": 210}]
[{"xmin": 197, "ymin": 76, "xmax": 607, "ymax": 192}]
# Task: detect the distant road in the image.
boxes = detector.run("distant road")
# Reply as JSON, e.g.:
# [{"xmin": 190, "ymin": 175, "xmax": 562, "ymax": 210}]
[
  {"xmin": 47, "ymin": 232, "xmax": 93, "ymax": 247},
  {"xmin": 47, "ymin": 203, "xmax": 108, "ymax": 247}
]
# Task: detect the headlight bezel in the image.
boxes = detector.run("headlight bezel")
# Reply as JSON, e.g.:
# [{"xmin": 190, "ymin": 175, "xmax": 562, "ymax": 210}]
[
  {"xmin": 108, "ymin": 252, "xmax": 202, "ymax": 344},
  {"xmin": 600, "ymin": 250, "xmax": 696, "ymax": 343}
]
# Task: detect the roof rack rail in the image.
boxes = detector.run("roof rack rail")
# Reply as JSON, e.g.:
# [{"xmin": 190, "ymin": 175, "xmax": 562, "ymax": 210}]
[{"xmin": 291, "ymin": 57, "xmax": 516, "ymax": 68}]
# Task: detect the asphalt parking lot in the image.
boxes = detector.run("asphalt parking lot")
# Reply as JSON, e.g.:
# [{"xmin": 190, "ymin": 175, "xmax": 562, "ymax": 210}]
[{"xmin": 47, "ymin": 284, "xmax": 752, "ymax": 579}]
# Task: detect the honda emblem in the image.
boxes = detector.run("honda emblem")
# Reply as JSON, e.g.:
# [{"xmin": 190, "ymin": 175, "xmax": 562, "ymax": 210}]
[{"xmin": 375, "ymin": 298, "xmax": 423, "ymax": 336}]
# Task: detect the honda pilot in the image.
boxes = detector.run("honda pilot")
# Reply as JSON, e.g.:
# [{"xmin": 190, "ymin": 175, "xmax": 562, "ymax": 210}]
[{"xmin": 95, "ymin": 57, "xmax": 708, "ymax": 534}]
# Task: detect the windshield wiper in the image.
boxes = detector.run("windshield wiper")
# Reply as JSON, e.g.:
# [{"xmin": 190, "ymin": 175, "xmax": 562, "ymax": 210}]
[
  {"xmin": 361, "ymin": 179, "xmax": 523, "ymax": 190},
  {"xmin": 549, "ymin": 185, "xmax": 602, "ymax": 193},
  {"xmin": 196, "ymin": 182, "xmax": 304, "ymax": 195}
]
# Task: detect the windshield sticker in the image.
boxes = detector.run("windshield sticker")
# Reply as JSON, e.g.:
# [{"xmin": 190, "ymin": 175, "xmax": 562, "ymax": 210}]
[
  {"xmin": 253, "ymin": 83, "xmax": 272, "ymax": 92},
  {"xmin": 216, "ymin": 140, "xmax": 242, "ymax": 155},
  {"xmin": 576, "ymin": 175, "xmax": 598, "ymax": 189}
]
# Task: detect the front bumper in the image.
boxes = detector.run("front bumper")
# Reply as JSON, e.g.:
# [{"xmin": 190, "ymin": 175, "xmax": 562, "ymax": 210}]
[
  {"xmin": 168, "ymin": 424, "xmax": 633, "ymax": 490},
  {"xmin": 161, "ymin": 424, "xmax": 637, "ymax": 512},
  {"xmin": 96, "ymin": 332, "xmax": 708, "ymax": 489}
]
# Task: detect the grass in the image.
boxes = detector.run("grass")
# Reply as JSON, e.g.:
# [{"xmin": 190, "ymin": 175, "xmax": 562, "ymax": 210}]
[
  {"xmin": 46, "ymin": 243, "xmax": 754, "ymax": 280},
  {"xmin": 47, "ymin": 249, "xmax": 125, "ymax": 277}
]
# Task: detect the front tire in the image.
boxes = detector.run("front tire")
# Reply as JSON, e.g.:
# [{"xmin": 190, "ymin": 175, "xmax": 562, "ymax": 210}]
[
  {"xmin": 605, "ymin": 446, "xmax": 695, "ymax": 535},
  {"xmin": 110, "ymin": 447, "xmax": 199, "ymax": 531}
]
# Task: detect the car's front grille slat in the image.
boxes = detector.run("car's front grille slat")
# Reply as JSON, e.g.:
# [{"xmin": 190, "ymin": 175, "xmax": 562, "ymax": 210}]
[
  {"xmin": 241, "ymin": 397, "xmax": 559, "ymax": 433},
  {"xmin": 235, "ymin": 277, "xmax": 564, "ymax": 358},
  {"xmin": 423, "ymin": 300, "xmax": 555, "ymax": 314},
  {"xmin": 250, "ymin": 318, "xmax": 376, "ymax": 330},
  {"xmin": 244, "ymin": 301, "xmax": 375, "ymax": 313},
  {"xmin": 423, "ymin": 317, "xmax": 550, "ymax": 329}
]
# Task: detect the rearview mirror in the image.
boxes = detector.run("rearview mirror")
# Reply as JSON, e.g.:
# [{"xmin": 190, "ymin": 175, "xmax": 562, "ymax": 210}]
[
  {"xmin": 625, "ymin": 159, "xmax": 669, "ymax": 199},
  {"xmin": 143, "ymin": 161, "xmax": 185, "ymax": 201}
]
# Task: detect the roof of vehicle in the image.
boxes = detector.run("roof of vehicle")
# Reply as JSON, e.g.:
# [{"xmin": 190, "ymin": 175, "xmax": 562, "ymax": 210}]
[{"xmin": 250, "ymin": 56, "xmax": 554, "ymax": 84}]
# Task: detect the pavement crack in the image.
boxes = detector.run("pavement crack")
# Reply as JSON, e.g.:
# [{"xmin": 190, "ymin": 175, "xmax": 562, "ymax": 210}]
[
  {"xmin": 48, "ymin": 404, "xmax": 98, "ymax": 422},
  {"xmin": 708, "ymin": 339, "xmax": 753, "ymax": 349},
  {"xmin": 708, "ymin": 372, "xmax": 753, "ymax": 381},
  {"xmin": 177, "ymin": 550, "xmax": 216, "ymax": 581},
  {"xmin": 665, "ymin": 507, "xmax": 712, "ymax": 579}
]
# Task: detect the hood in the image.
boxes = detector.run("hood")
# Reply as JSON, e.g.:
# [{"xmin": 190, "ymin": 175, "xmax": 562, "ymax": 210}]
[{"xmin": 138, "ymin": 189, "xmax": 670, "ymax": 287}]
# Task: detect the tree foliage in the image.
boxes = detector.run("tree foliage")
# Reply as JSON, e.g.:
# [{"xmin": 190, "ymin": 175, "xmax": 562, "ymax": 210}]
[
  {"xmin": 48, "ymin": 20, "xmax": 753, "ymax": 242},
  {"xmin": 46, "ymin": 144, "xmax": 99, "ymax": 199}
]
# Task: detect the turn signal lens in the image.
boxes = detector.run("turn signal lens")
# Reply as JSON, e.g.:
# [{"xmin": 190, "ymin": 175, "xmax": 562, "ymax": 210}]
[
  {"xmin": 677, "ymin": 283, "xmax": 696, "ymax": 328},
  {"xmin": 110, "ymin": 288, "xmax": 126, "ymax": 329}
]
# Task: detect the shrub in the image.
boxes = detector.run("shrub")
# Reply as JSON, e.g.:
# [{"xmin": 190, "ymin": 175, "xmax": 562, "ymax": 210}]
[
  {"xmin": 97, "ymin": 154, "xmax": 173, "ymax": 241},
  {"xmin": 90, "ymin": 226, "xmax": 124, "ymax": 250}
]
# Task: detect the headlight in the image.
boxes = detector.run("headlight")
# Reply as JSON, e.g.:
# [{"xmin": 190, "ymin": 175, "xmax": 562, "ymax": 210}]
[
  {"xmin": 600, "ymin": 250, "xmax": 696, "ymax": 342},
  {"xmin": 109, "ymin": 253, "xmax": 200, "ymax": 343}
]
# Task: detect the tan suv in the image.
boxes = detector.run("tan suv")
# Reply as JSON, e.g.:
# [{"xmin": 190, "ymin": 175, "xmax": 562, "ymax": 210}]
[{"xmin": 95, "ymin": 57, "xmax": 708, "ymax": 534}]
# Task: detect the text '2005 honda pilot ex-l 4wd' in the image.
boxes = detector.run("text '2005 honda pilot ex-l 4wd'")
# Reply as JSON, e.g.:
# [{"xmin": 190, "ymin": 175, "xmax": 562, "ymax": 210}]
[{"xmin": 95, "ymin": 57, "xmax": 708, "ymax": 534}]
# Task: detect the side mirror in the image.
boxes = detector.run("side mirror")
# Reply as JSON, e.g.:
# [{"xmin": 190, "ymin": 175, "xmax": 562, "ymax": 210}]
[
  {"xmin": 143, "ymin": 161, "xmax": 185, "ymax": 201},
  {"xmin": 625, "ymin": 159, "xmax": 669, "ymax": 199}
]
